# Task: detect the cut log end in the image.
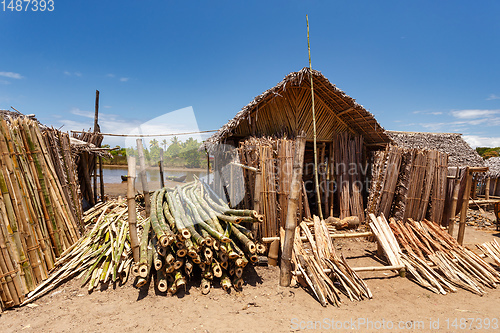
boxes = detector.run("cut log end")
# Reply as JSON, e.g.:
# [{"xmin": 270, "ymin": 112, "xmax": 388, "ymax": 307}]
[
  {"xmin": 201, "ymin": 279, "xmax": 211, "ymax": 295},
  {"xmin": 158, "ymin": 280, "xmax": 168, "ymax": 292}
]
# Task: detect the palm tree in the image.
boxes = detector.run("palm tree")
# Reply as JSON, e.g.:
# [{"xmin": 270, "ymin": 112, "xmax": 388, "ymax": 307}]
[
  {"xmin": 149, "ymin": 139, "xmax": 159, "ymax": 148},
  {"xmin": 161, "ymin": 139, "xmax": 168, "ymax": 151}
]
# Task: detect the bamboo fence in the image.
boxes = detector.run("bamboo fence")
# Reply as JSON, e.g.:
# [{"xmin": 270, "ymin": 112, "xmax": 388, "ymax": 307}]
[
  {"xmin": 0, "ymin": 117, "xmax": 82, "ymax": 310},
  {"xmin": 367, "ymin": 145, "xmax": 449, "ymax": 225}
]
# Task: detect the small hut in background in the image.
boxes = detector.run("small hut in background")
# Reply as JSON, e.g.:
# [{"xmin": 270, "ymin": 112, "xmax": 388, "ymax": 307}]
[
  {"xmin": 377, "ymin": 131, "xmax": 486, "ymax": 228},
  {"xmin": 385, "ymin": 131, "xmax": 484, "ymax": 168},
  {"xmin": 204, "ymin": 68, "xmax": 391, "ymax": 238},
  {"xmin": 484, "ymin": 157, "xmax": 500, "ymax": 198}
]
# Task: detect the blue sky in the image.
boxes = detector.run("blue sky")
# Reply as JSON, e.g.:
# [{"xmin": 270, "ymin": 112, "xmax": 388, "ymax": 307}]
[{"xmin": 1, "ymin": 1, "xmax": 499, "ymax": 148}]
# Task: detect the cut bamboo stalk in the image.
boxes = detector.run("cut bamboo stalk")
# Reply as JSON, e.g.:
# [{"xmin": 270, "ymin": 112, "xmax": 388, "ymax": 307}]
[{"xmin": 280, "ymin": 134, "xmax": 306, "ymax": 286}]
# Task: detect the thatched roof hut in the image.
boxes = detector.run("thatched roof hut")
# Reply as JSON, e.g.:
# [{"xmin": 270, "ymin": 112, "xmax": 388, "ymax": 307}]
[
  {"xmin": 386, "ymin": 131, "xmax": 484, "ymax": 167},
  {"xmin": 203, "ymin": 67, "xmax": 390, "ymax": 149},
  {"xmin": 485, "ymin": 157, "xmax": 500, "ymax": 178}
]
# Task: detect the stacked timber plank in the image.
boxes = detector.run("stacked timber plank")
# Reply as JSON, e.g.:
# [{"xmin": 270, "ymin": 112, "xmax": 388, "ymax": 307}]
[
  {"xmin": 133, "ymin": 180, "xmax": 265, "ymax": 295},
  {"xmin": 368, "ymin": 145, "xmax": 449, "ymax": 225},
  {"xmin": 389, "ymin": 218, "xmax": 500, "ymax": 295},
  {"xmin": 0, "ymin": 117, "xmax": 82, "ymax": 309},
  {"xmin": 23, "ymin": 200, "xmax": 137, "ymax": 304},
  {"xmin": 292, "ymin": 216, "xmax": 372, "ymax": 307}
]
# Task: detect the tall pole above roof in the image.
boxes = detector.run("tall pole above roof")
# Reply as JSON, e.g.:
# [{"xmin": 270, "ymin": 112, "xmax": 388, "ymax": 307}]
[{"xmin": 307, "ymin": 15, "xmax": 323, "ymax": 220}]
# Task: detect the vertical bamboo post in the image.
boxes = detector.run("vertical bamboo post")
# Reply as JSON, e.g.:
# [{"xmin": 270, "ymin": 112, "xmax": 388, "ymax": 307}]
[
  {"xmin": 206, "ymin": 149, "xmax": 210, "ymax": 184},
  {"xmin": 252, "ymin": 171, "xmax": 262, "ymax": 239},
  {"xmin": 485, "ymin": 177, "xmax": 490, "ymax": 200},
  {"xmin": 280, "ymin": 133, "xmax": 306, "ymax": 287},
  {"xmin": 136, "ymin": 139, "xmax": 151, "ymax": 217},
  {"xmin": 306, "ymin": 15, "xmax": 323, "ymax": 220},
  {"xmin": 457, "ymin": 167, "xmax": 472, "ymax": 245},
  {"xmin": 99, "ymin": 156, "xmax": 104, "ymax": 201},
  {"xmin": 447, "ymin": 168, "xmax": 461, "ymax": 235},
  {"xmin": 127, "ymin": 156, "xmax": 140, "ymax": 262},
  {"xmin": 93, "ymin": 90, "xmax": 100, "ymax": 204},
  {"xmin": 159, "ymin": 148, "xmax": 165, "ymax": 188}
]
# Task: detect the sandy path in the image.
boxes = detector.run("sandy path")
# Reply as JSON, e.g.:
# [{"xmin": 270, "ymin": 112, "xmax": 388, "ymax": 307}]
[{"xmin": 1, "ymin": 226, "xmax": 499, "ymax": 333}]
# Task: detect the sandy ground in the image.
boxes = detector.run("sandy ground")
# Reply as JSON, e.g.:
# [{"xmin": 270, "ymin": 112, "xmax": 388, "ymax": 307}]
[{"xmin": 1, "ymin": 220, "xmax": 499, "ymax": 333}]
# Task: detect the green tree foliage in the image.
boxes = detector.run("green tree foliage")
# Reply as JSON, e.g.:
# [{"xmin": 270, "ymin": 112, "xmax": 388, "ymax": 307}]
[
  {"xmin": 102, "ymin": 136, "xmax": 206, "ymax": 168},
  {"xmin": 476, "ymin": 147, "xmax": 500, "ymax": 159}
]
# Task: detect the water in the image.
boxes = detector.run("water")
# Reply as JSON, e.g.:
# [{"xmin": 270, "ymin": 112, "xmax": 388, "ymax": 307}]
[{"xmin": 102, "ymin": 166, "xmax": 207, "ymax": 184}]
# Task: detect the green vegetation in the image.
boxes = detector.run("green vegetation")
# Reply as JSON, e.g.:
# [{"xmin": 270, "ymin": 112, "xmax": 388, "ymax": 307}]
[
  {"xmin": 102, "ymin": 136, "xmax": 207, "ymax": 168},
  {"xmin": 476, "ymin": 147, "xmax": 500, "ymax": 159}
]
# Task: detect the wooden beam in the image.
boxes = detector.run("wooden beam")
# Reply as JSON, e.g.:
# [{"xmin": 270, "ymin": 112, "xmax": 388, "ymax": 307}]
[{"xmin": 457, "ymin": 167, "xmax": 472, "ymax": 245}]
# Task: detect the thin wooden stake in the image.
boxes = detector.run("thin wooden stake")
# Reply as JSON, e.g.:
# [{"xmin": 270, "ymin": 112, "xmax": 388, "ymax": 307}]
[
  {"xmin": 159, "ymin": 148, "xmax": 165, "ymax": 188},
  {"xmin": 306, "ymin": 15, "xmax": 323, "ymax": 220},
  {"xmin": 127, "ymin": 156, "xmax": 140, "ymax": 262},
  {"xmin": 136, "ymin": 139, "xmax": 151, "ymax": 217}
]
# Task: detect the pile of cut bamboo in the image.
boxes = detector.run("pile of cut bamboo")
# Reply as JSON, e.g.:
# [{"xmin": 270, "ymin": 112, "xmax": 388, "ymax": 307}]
[
  {"xmin": 22, "ymin": 200, "xmax": 138, "ymax": 304},
  {"xmin": 292, "ymin": 217, "xmax": 372, "ymax": 307},
  {"xmin": 0, "ymin": 117, "xmax": 82, "ymax": 310},
  {"xmin": 368, "ymin": 145, "xmax": 449, "ymax": 225},
  {"xmin": 133, "ymin": 180, "xmax": 265, "ymax": 295},
  {"xmin": 389, "ymin": 218, "xmax": 500, "ymax": 295},
  {"xmin": 477, "ymin": 240, "xmax": 500, "ymax": 267}
]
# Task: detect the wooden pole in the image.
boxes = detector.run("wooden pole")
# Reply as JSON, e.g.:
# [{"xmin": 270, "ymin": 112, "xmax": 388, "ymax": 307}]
[
  {"xmin": 127, "ymin": 156, "xmax": 140, "ymax": 262},
  {"xmin": 447, "ymin": 168, "xmax": 461, "ymax": 235},
  {"xmin": 159, "ymin": 148, "xmax": 165, "ymax": 188},
  {"xmin": 93, "ymin": 90, "xmax": 100, "ymax": 204},
  {"xmin": 306, "ymin": 15, "xmax": 323, "ymax": 220},
  {"xmin": 94, "ymin": 90, "xmax": 100, "ymax": 133},
  {"xmin": 280, "ymin": 133, "xmax": 306, "ymax": 287},
  {"xmin": 136, "ymin": 139, "xmax": 151, "ymax": 217},
  {"xmin": 485, "ymin": 177, "xmax": 490, "ymax": 200},
  {"xmin": 99, "ymin": 156, "xmax": 104, "ymax": 202},
  {"xmin": 206, "ymin": 149, "xmax": 210, "ymax": 184},
  {"xmin": 457, "ymin": 167, "xmax": 472, "ymax": 245}
]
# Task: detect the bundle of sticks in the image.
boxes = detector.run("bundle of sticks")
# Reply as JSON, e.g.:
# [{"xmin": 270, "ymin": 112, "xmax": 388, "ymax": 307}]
[
  {"xmin": 21, "ymin": 200, "xmax": 139, "ymax": 305},
  {"xmin": 292, "ymin": 216, "xmax": 372, "ymax": 307},
  {"xmin": 0, "ymin": 117, "xmax": 81, "ymax": 310},
  {"xmin": 389, "ymin": 217, "xmax": 500, "ymax": 295},
  {"xmin": 477, "ymin": 239, "xmax": 500, "ymax": 267},
  {"xmin": 132, "ymin": 180, "xmax": 265, "ymax": 295}
]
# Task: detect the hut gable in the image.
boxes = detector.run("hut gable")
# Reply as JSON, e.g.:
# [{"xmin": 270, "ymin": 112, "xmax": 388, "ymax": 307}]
[
  {"xmin": 485, "ymin": 156, "xmax": 500, "ymax": 178},
  {"xmin": 204, "ymin": 68, "xmax": 390, "ymax": 149},
  {"xmin": 386, "ymin": 130, "xmax": 484, "ymax": 167}
]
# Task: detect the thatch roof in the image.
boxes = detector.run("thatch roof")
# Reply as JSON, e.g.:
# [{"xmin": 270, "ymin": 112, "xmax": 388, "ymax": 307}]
[
  {"xmin": 485, "ymin": 156, "xmax": 500, "ymax": 178},
  {"xmin": 203, "ymin": 68, "xmax": 390, "ymax": 150},
  {"xmin": 1, "ymin": 109, "xmax": 45, "ymax": 127},
  {"xmin": 386, "ymin": 130, "xmax": 484, "ymax": 167}
]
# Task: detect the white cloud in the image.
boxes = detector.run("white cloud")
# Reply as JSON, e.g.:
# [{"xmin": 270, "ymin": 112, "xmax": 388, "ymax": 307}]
[
  {"xmin": 120, "ymin": 77, "xmax": 129, "ymax": 82},
  {"xmin": 463, "ymin": 135, "xmax": 500, "ymax": 148},
  {"xmin": 450, "ymin": 109, "xmax": 500, "ymax": 119},
  {"xmin": 412, "ymin": 110, "xmax": 443, "ymax": 115},
  {"xmin": 0, "ymin": 72, "xmax": 23, "ymax": 79},
  {"xmin": 0, "ymin": 80, "xmax": 11, "ymax": 85},
  {"xmin": 64, "ymin": 71, "xmax": 82, "ymax": 77},
  {"xmin": 70, "ymin": 108, "xmax": 94, "ymax": 119},
  {"xmin": 106, "ymin": 74, "xmax": 115, "ymax": 78},
  {"xmin": 103, "ymin": 105, "xmax": 112, "ymax": 109},
  {"xmin": 486, "ymin": 94, "xmax": 500, "ymax": 100}
]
